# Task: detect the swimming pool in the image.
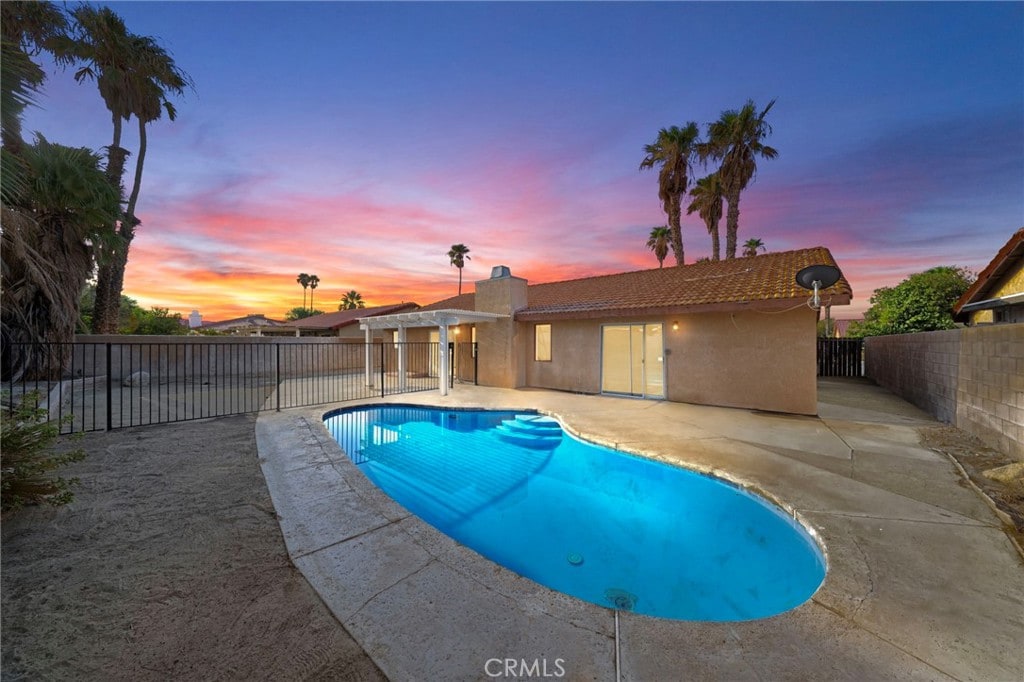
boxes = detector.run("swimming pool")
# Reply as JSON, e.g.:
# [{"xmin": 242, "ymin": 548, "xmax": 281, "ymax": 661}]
[{"xmin": 324, "ymin": 405, "xmax": 826, "ymax": 621}]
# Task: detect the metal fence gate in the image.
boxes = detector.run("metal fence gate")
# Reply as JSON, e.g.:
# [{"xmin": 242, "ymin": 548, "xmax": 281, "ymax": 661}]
[
  {"xmin": 817, "ymin": 338, "xmax": 864, "ymax": 377},
  {"xmin": 3, "ymin": 340, "xmax": 478, "ymax": 434}
]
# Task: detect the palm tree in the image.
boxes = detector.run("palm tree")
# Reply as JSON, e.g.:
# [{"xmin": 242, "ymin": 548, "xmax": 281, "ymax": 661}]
[
  {"xmin": 742, "ymin": 238, "xmax": 766, "ymax": 257},
  {"xmin": 57, "ymin": 6, "xmax": 192, "ymax": 332},
  {"xmin": 646, "ymin": 227, "xmax": 671, "ymax": 268},
  {"xmin": 339, "ymin": 290, "xmax": 365, "ymax": 310},
  {"xmin": 447, "ymin": 244, "xmax": 471, "ymax": 295},
  {"xmin": 686, "ymin": 172, "xmax": 724, "ymax": 262},
  {"xmin": 699, "ymin": 99, "xmax": 778, "ymax": 260},
  {"xmin": 1, "ymin": 1, "xmax": 67, "ymax": 158},
  {"xmin": 639, "ymin": 123, "xmax": 700, "ymax": 266},
  {"xmin": 1, "ymin": 136, "xmax": 120, "ymax": 380},
  {"xmin": 308, "ymin": 274, "xmax": 319, "ymax": 311},
  {"xmin": 296, "ymin": 273, "xmax": 310, "ymax": 309}
]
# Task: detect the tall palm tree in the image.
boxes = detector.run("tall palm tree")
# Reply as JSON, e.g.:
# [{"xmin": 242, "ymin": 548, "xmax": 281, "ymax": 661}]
[
  {"xmin": 308, "ymin": 274, "xmax": 319, "ymax": 311},
  {"xmin": 639, "ymin": 123, "xmax": 700, "ymax": 266},
  {"xmin": 699, "ymin": 99, "xmax": 778, "ymax": 260},
  {"xmin": 646, "ymin": 226, "xmax": 671, "ymax": 268},
  {"xmin": 687, "ymin": 172, "xmax": 724, "ymax": 262},
  {"xmin": 93, "ymin": 35, "xmax": 191, "ymax": 334},
  {"xmin": 296, "ymin": 273, "xmax": 310, "ymax": 309},
  {"xmin": 339, "ymin": 290, "xmax": 365, "ymax": 310},
  {"xmin": 58, "ymin": 6, "xmax": 192, "ymax": 333},
  {"xmin": 447, "ymin": 244, "xmax": 471, "ymax": 295},
  {"xmin": 1, "ymin": 136, "xmax": 120, "ymax": 380},
  {"xmin": 742, "ymin": 238, "xmax": 766, "ymax": 257}
]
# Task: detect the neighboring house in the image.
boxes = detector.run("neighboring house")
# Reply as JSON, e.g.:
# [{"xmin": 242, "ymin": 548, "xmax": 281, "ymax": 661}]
[
  {"xmin": 288, "ymin": 303, "xmax": 419, "ymax": 338},
  {"xmin": 200, "ymin": 314, "xmax": 288, "ymax": 335},
  {"xmin": 954, "ymin": 227, "xmax": 1024, "ymax": 325},
  {"xmin": 361, "ymin": 247, "xmax": 851, "ymax": 415}
]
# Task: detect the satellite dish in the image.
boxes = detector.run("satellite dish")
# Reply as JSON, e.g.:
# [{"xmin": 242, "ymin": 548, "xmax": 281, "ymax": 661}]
[
  {"xmin": 795, "ymin": 264, "xmax": 842, "ymax": 309},
  {"xmin": 795, "ymin": 264, "xmax": 841, "ymax": 290}
]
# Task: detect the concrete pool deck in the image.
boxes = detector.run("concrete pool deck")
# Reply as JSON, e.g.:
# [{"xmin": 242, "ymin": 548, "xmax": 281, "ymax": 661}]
[{"xmin": 255, "ymin": 378, "xmax": 1024, "ymax": 681}]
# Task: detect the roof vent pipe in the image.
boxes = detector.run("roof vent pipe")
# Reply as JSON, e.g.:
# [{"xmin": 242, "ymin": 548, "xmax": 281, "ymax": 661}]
[{"xmin": 490, "ymin": 265, "xmax": 512, "ymax": 279}]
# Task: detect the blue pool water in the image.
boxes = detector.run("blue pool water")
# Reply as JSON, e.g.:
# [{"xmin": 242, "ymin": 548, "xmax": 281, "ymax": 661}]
[{"xmin": 323, "ymin": 405, "xmax": 826, "ymax": 621}]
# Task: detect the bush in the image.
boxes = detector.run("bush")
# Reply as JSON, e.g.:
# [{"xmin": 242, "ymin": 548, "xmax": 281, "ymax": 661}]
[{"xmin": 1, "ymin": 392, "xmax": 85, "ymax": 512}]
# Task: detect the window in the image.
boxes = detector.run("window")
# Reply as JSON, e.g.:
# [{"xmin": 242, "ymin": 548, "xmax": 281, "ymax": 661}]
[{"xmin": 535, "ymin": 324, "xmax": 551, "ymax": 362}]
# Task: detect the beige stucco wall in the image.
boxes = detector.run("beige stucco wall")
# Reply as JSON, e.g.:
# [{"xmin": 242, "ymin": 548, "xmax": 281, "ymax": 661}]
[
  {"xmin": 667, "ymin": 309, "xmax": 818, "ymax": 414},
  {"xmin": 517, "ymin": 307, "xmax": 819, "ymax": 415}
]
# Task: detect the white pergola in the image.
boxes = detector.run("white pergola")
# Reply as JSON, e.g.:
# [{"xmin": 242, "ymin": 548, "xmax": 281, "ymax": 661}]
[{"xmin": 358, "ymin": 309, "xmax": 506, "ymax": 395}]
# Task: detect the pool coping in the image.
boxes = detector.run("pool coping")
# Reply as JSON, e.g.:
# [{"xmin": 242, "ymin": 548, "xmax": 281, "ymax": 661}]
[{"xmin": 255, "ymin": 383, "xmax": 1024, "ymax": 681}]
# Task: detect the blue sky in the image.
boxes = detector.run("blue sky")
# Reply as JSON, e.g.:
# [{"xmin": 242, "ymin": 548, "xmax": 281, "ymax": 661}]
[{"xmin": 25, "ymin": 1, "xmax": 1024, "ymax": 319}]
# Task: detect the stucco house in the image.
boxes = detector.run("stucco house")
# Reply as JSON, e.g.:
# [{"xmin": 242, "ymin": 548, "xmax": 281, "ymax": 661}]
[
  {"xmin": 361, "ymin": 247, "xmax": 851, "ymax": 415},
  {"xmin": 954, "ymin": 227, "xmax": 1024, "ymax": 326}
]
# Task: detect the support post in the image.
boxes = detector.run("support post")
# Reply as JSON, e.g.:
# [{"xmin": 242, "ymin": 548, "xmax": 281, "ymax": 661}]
[
  {"xmin": 364, "ymin": 326, "xmax": 374, "ymax": 386},
  {"xmin": 438, "ymin": 323, "xmax": 449, "ymax": 396},
  {"xmin": 397, "ymin": 326, "xmax": 407, "ymax": 392}
]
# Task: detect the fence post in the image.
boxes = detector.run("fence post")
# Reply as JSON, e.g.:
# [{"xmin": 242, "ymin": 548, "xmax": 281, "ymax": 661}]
[
  {"xmin": 105, "ymin": 342, "xmax": 112, "ymax": 431},
  {"xmin": 474, "ymin": 342, "xmax": 478, "ymax": 386},
  {"xmin": 275, "ymin": 343, "xmax": 281, "ymax": 412},
  {"xmin": 379, "ymin": 342, "xmax": 385, "ymax": 397}
]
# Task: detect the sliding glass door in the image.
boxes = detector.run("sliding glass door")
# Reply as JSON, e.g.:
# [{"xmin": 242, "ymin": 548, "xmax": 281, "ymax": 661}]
[{"xmin": 600, "ymin": 324, "xmax": 664, "ymax": 398}]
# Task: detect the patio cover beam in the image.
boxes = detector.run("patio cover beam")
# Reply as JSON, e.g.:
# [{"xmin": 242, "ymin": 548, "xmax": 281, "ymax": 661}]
[{"xmin": 357, "ymin": 309, "xmax": 506, "ymax": 395}]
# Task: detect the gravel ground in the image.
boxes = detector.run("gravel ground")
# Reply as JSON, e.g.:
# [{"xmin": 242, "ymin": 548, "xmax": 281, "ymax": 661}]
[{"xmin": 1, "ymin": 415, "xmax": 386, "ymax": 681}]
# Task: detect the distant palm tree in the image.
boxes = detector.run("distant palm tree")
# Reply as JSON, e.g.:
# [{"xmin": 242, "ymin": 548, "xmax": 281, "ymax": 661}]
[
  {"xmin": 687, "ymin": 172, "xmax": 724, "ymax": 262},
  {"xmin": 646, "ymin": 226, "xmax": 671, "ymax": 268},
  {"xmin": 699, "ymin": 99, "xmax": 778, "ymax": 259},
  {"xmin": 296, "ymin": 273, "xmax": 310, "ymax": 309},
  {"xmin": 742, "ymin": 237, "xmax": 766, "ymax": 257},
  {"xmin": 640, "ymin": 123, "xmax": 700, "ymax": 266},
  {"xmin": 447, "ymin": 244, "xmax": 471, "ymax": 295},
  {"xmin": 339, "ymin": 290, "xmax": 365, "ymax": 310},
  {"xmin": 308, "ymin": 274, "xmax": 319, "ymax": 311}
]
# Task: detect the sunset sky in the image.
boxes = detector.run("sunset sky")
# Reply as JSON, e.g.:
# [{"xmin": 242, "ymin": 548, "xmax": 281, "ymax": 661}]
[{"xmin": 24, "ymin": 2, "xmax": 1024, "ymax": 322}]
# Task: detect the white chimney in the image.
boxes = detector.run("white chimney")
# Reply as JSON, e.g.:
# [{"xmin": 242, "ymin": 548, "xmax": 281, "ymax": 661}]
[{"xmin": 189, "ymin": 310, "xmax": 203, "ymax": 328}]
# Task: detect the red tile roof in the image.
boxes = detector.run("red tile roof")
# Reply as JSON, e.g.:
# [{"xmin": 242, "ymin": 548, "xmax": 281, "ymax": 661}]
[
  {"xmin": 420, "ymin": 247, "xmax": 852, "ymax": 320},
  {"xmin": 293, "ymin": 302, "xmax": 419, "ymax": 330},
  {"xmin": 953, "ymin": 227, "xmax": 1024, "ymax": 319}
]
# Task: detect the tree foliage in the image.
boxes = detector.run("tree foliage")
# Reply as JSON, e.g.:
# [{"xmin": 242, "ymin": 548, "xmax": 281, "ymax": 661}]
[
  {"xmin": 1, "ymin": 391, "xmax": 85, "ymax": 513},
  {"xmin": 848, "ymin": 266, "xmax": 974, "ymax": 337},
  {"xmin": 285, "ymin": 307, "xmax": 323, "ymax": 321}
]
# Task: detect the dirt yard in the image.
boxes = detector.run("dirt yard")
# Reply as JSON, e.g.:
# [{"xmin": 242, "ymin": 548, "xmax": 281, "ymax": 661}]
[{"xmin": 1, "ymin": 415, "xmax": 385, "ymax": 681}]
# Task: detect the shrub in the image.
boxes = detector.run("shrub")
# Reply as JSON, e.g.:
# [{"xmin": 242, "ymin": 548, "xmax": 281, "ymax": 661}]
[{"xmin": 1, "ymin": 392, "xmax": 85, "ymax": 512}]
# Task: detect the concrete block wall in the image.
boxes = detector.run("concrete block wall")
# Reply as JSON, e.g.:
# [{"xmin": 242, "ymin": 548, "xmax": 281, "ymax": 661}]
[
  {"xmin": 865, "ymin": 324, "xmax": 1024, "ymax": 460},
  {"xmin": 957, "ymin": 324, "xmax": 1024, "ymax": 460}
]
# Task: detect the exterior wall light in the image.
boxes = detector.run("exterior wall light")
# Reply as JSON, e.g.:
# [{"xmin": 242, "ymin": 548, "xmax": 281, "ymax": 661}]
[{"xmin": 672, "ymin": 322, "xmax": 679, "ymax": 331}]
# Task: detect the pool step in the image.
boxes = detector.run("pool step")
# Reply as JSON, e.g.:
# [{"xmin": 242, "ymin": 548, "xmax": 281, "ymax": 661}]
[{"xmin": 495, "ymin": 414, "xmax": 563, "ymax": 449}]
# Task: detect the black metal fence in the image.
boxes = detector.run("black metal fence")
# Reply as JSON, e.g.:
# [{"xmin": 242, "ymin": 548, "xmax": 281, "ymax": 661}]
[
  {"xmin": 817, "ymin": 338, "xmax": 864, "ymax": 377},
  {"xmin": 2, "ymin": 340, "xmax": 478, "ymax": 433}
]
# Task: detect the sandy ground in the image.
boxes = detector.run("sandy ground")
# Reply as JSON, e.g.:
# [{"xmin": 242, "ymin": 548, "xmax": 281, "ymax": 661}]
[{"xmin": 1, "ymin": 415, "xmax": 385, "ymax": 681}]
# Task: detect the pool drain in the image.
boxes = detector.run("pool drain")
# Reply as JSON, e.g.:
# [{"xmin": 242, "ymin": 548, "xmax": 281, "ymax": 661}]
[
  {"xmin": 567, "ymin": 552, "xmax": 584, "ymax": 566},
  {"xmin": 605, "ymin": 588, "xmax": 637, "ymax": 611}
]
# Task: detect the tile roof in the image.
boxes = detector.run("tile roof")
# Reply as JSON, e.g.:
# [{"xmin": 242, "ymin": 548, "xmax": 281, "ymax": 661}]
[
  {"xmin": 293, "ymin": 302, "xmax": 419, "ymax": 330},
  {"xmin": 420, "ymin": 247, "xmax": 851, "ymax": 319},
  {"xmin": 953, "ymin": 227, "xmax": 1024, "ymax": 319}
]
